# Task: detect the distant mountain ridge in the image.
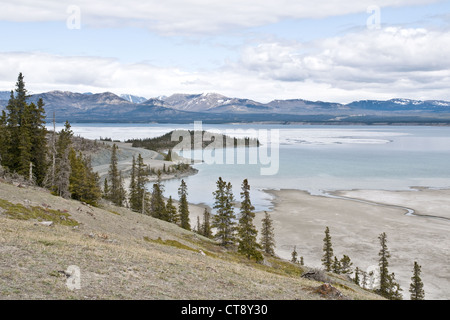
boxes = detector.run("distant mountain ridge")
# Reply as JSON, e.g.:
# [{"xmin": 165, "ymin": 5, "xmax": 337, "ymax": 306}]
[{"xmin": 1, "ymin": 90, "xmax": 450, "ymax": 123}]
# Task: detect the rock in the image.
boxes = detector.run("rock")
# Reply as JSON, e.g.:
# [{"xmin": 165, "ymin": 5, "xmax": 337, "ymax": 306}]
[
  {"xmin": 199, "ymin": 250, "xmax": 206, "ymax": 256},
  {"xmin": 314, "ymin": 283, "xmax": 346, "ymax": 300},
  {"xmin": 301, "ymin": 269, "xmax": 330, "ymax": 282},
  {"xmin": 260, "ymin": 257, "xmax": 272, "ymax": 267},
  {"xmin": 38, "ymin": 221, "xmax": 54, "ymax": 227}
]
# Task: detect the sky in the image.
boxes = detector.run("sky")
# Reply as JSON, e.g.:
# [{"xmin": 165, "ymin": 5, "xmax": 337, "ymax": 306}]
[{"xmin": 0, "ymin": 0, "xmax": 449, "ymax": 103}]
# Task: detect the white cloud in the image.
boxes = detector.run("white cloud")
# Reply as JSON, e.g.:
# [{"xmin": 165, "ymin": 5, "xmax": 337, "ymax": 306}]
[
  {"xmin": 0, "ymin": 0, "xmax": 439, "ymax": 34},
  {"xmin": 1, "ymin": 26, "xmax": 450, "ymax": 103},
  {"xmin": 237, "ymin": 27, "xmax": 450, "ymax": 101}
]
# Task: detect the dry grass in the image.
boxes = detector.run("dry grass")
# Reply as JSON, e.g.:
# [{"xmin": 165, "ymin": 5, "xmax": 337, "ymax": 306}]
[{"xmin": 0, "ymin": 181, "xmax": 383, "ymax": 300}]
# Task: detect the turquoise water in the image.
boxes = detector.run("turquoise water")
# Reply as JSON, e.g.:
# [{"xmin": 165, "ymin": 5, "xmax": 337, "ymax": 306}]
[{"xmin": 56, "ymin": 123, "xmax": 450, "ymax": 211}]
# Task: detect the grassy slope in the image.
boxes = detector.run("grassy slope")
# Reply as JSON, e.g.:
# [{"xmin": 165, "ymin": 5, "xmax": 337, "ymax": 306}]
[{"xmin": 0, "ymin": 181, "xmax": 382, "ymax": 300}]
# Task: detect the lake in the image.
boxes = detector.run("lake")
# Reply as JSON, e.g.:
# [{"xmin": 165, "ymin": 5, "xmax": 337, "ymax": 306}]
[{"xmin": 54, "ymin": 123, "xmax": 450, "ymax": 211}]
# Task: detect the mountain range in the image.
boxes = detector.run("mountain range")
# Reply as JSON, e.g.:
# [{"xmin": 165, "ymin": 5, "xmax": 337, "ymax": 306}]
[{"xmin": 1, "ymin": 90, "xmax": 450, "ymax": 124}]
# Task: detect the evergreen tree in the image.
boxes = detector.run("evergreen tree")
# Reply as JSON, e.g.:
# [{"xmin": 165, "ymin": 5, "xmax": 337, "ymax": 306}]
[
  {"xmin": 53, "ymin": 121, "xmax": 73, "ymax": 198},
  {"xmin": 321, "ymin": 226, "xmax": 334, "ymax": 272},
  {"xmin": 377, "ymin": 232, "xmax": 403, "ymax": 299},
  {"xmin": 201, "ymin": 208, "xmax": 213, "ymax": 238},
  {"xmin": 150, "ymin": 182, "xmax": 166, "ymax": 219},
  {"xmin": 83, "ymin": 156, "xmax": 102, "ymax": 206},
  {"xmin": 300, "ymin": 256, "xmax": 304, "ymax": 266},
  {"xmin": 196, "ymin": 216, "xmax": 201, "ymax": 233},
  {"xmin": 132, "ymin": 154, "xmax": 151, "ymax": 214},
  {"xmin": 103, "ymin": 178, "xmax": 110, "ymax": 198},
  {"xmin": 361, "ymin": 270, "xmax": 370, "ymax": 289},
  {"xmin": 178, "ymin": 179, "xmax": 190, "ymax": 230},
  {"xmin": 128, "ymin": 156, "xmax": 138, "ymax": 209},
  {"xmin": 388, "ymin": 272, "xmax": 403, "ymax": 300},
  {"xmin": 106, "ymin": 144, "xmax": 126, "ymax": 206},
  {"xmin": 1, "ymin": 74, "xmax": 48, "ymax": 185},
  {"xmin": 29, "ymin": 98, "xmax": 48, "ymax": 185},
  {"xmin": 260, "ymin": 211, "xmax": 275, "ymax": 256},
  {"xmin": 237, "ymin": 179, "xmax": 262, "ymax": 261},
  {"xmin": 332, "ymin": 256, "xmax": 342, "ymax": 274},
  {"xmin": 68, "ymin": 148, "xmax": 84, "ymax": 200},
  {"xmin": 0, "ymin": 110, "xmax": 7, "ymax": 166},
  {"xmin": 409, "ymin": 261, "xmax": 425, "ymax": 300},
  {"xmin": 69, "ymin": 149, "xmax": 101, "ymax": 206},
  {"xmin": 291, "ymin": 246, "xmax": 299, "ymax": 264},
  {"xmin": 45, "ymin": 111, "xmax": 57, "ymax": 188},
  {"xmin": 17, "ymin": 102, "xmax": 33, "ymax": 178},
  {"xmin": 4, "ymin": 74, "xmax": 29, "ymax": 171},
  {"xmin": 212, "ymin": 177, "xmax": 236, "ymax": 247},
  {"xmin": 340, "ymin": 255, "xmax": 353, "ymax": 274},
  {"xmin": 166, "ymin": 196, "xmax": 178, "ymax": 223},
  {"xmin": 378, "ymin": 232, "xmax": 391, "ymax": 297},
  {"xmin": 165, "ymin": 149, "xmax": 172, "ymax": 161},
  {"xmin": 354, "ymin": 267, "xmax": 361, "ymax": 286}
]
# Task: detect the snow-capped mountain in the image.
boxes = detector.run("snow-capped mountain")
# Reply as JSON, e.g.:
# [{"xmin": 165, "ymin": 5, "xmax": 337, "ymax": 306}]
[
  {"xmin": 120, "ymin": 94, "xmax": 148, "ymax": 104},
  {"xmin": 1, "ymin": 90, "xmax": 450, "ymax": 123}
]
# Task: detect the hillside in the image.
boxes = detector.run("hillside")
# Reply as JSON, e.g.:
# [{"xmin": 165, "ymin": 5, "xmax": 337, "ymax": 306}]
[{"xmin": 0, "ymin": 180, "xmax": 382, "ymax": 300}]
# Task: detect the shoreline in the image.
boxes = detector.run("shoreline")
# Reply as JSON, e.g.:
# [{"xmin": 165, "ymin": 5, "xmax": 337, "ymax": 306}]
[
  {"xmin": 255, "ymin": 187, "xmax": 450, "ymax": 300},
  {"xmin": 259, "ymin": 185, "xmax": 450, "ymax": 220}
]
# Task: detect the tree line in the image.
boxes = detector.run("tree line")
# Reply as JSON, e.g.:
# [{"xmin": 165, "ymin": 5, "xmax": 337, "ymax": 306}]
[
  {"xmin": 0, "ymin": 74, "xmax": 102, "ymax": 205},
  {"xmin": 104, "ymin": 151, "xmax": 277, "ymax": 263},
  {"xmin": 291, "ymin": 225, "xmax": 425, "ymax": 300}
]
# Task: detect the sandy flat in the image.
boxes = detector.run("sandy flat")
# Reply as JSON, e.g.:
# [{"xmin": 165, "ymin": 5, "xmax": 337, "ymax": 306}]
[{"xmin": 254, "ymin": 188, "xmax": 450, "ymax": 300}]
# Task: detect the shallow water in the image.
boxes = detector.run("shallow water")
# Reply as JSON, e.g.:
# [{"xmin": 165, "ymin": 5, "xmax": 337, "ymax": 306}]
[{"xmin": 54, "ymin": 123, "xmax": 450, "ymax": 211}]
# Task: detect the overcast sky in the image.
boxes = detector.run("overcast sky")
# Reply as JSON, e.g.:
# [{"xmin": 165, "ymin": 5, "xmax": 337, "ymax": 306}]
[{"xmin": 0, "ymin": 0, "xmax": 449, "ymax": 103}]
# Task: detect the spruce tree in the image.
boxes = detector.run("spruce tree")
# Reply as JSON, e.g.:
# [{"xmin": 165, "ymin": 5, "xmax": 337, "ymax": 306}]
[
  {"xmin": 321, "ymin": 226, "xmax": 334, "ymax": 272},
  {"xmin": 201, "ymin": 208, "xmax": 213, "ymax": 238},
  {"xmin": 165, "ymin": 196, "xmax": 178, "ymax": 223},
  {"xmin": 17, "ymin": 102, "xmax": 33, "ymax": 178},
  {"xmin": 340, "ymin": 255, "xmax": 353, "ymax": 274},
  {"xmin": 237, "ymin": 179, "xmax": 262, "ymax": 261},
  {"xmin": 260, "ymin": 211, "xmax": 275, "ymax": 256},
  {"xmin": 69, "ymin": 150, "xmax": 101, "ymax": 206},
  {"xmin": 150, "ymin": 182, "xmax": 166, "ymax": 219},
  {"xmin": 4, "ymin": 74, "xmax": 28, "ymax": 171},
  {"xmin": 376, "ymin": 232, "xmax": 403, "ymax": 299},
  {"xmin": 107, "ymin": 144, "xmax": 126, "ymax": 206},
  {"xmin": 128, "ymin": 156, "xmax": 138, "ymax": 209},
  {"xmin": 29, "ymin": 98, "xmax": 48, "ymax": 185},
  {"xmin": 388, "ymin": 272, "xmax": 403, "ymax": 300},
  {"xmin": 178, "ymin": 179, "xmax": 190, "ymax": 230},
  {"xmin": 196, "ymin": 216, "xmax": 201, "ymax": 233},
  {"xmin": 68, "ymin": 148, "xmax": 84, "ymax": 200},
  {"xmin": 133, "ymin": 154, "xmax": 150, "ymax": 214},
  {"xmin": 0, "ymin": 110, "xmax": 8, "ymax": 166},
  {"xmin": 409, "ymin": 261, "xmax": 425, "ymax": 300},
  {"xmin": 83, "ymin": 156, "xmax": 102, "ymax": 206},
  {"xmin": 332, "ymin": 256, "xmax": 341, "ymax": 274},
  {"xmin": 354, "ymin": 267, "xmax": 361, "ymax": 286},
  {"xmin": 212, "ymin": 177, "xmax": 236, "ymax": 247},
  {"xmin": 291, "ymin": 246, "xmax": 299, "ymax": 264},
  {"xmin": 103, "ymin": 178, "xmax": 110, "ymax": 198},
  {"xmin": 118, "ymin": 173, "xmax": 127, "ymax": 207},
  {"xmin": 53, "ymin": 121, "xmax": 73, "ymax": 198},
  {"xmin": 45, "ymin": 111, "xmax": 57, "ymax": 188},
  {"xmin": 2, "ymin": 74, "xmax": 48, "ymax": 184},
  {"xmin": 378, "ymin": 232, "xmax": 391, "ymax": 298}
]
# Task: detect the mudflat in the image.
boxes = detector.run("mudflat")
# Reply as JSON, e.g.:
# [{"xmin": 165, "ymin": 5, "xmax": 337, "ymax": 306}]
[{"xmin": 255, "ymin": 188, "xmax": 450, "ymax": 300}]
